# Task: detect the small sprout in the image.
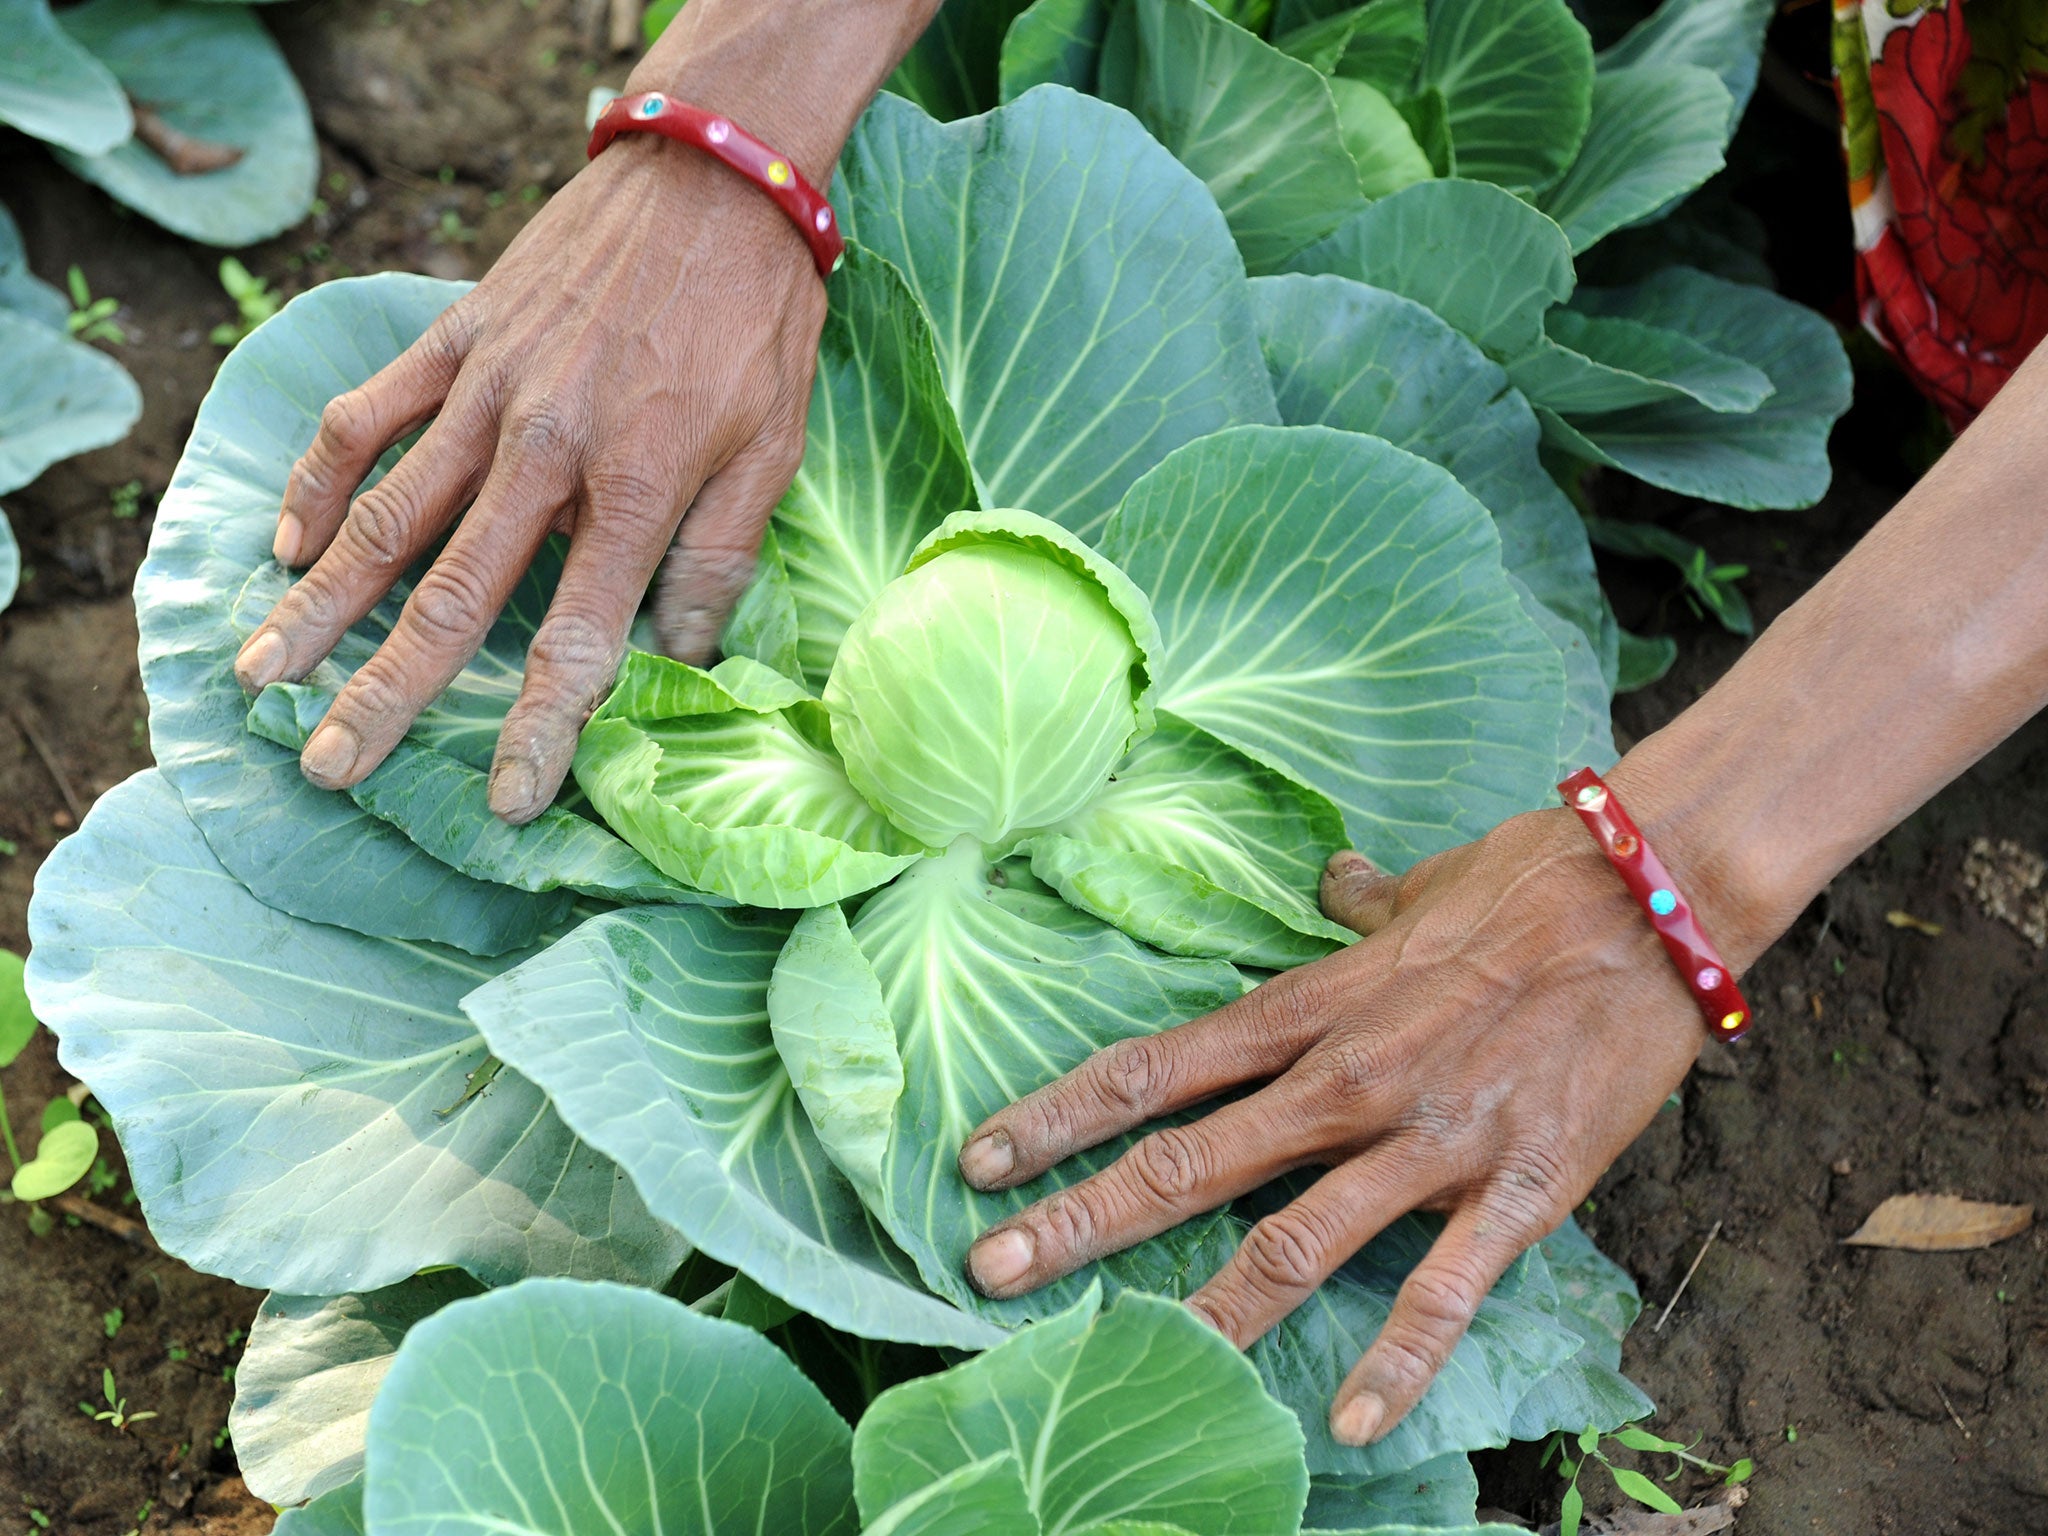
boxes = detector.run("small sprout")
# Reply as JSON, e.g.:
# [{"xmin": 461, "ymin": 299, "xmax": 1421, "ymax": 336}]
[
  {"xmin": 327, "ymin": 171, "xmax": 350, "ymax": 194},
  {"xmin": 437, "ymin": 164, "xmax": 457, "ymax": 185},
  {"xmin": 485, "ymin": 189, "xmax": 507, "ymax": 209},
  {"xmin": 225, "ymin": 1326, "xmax": 244, "ymax": 1347},
  {"xmin": 209, "ymin": 258, "xmax": 281, "ymax": 349},
  {"xmin": 109, "ymin": 480, "xmax": 143, "ymax": 520},
  {"xmin": 212, "ymin": 1423, "xmax": 231, "ymax": 1450},
  {"xmin": 1551, "ymin": 1421, "xmax": 1754, "ymax": 1535},
  {"xmin": 1785, "ymin": 1424, "xmax": 1799, "ymax": 1442},
  {"xmin": 308, "ymin": 196, "xmax": 329, "ymax": 218},
  {"xmin": 103, "ymin": 1306, "xmax": 123, "ymax": 1339},
  {"xmin": 433, "ymin": 208, "xmax": 479, "ymax": 245},
  {"xmin": 0, "ymin": 839, "xmax": 16, "ymax": 857},
  {"xmin": 520, "ymin": 184, "xmax": 544, "ymax": 205},
  {"xmin": 538, "ymin": 45, "xmax": 559, "ymax": 67},
  {"xmin": 93, "ymin": 1367, "xmax": 157, "ymax": 1432},
  {"xmin": 65, "ymin": 267, "xmax": 126, "ymax": 345},
  {"xmin": 166, "ymin": 1344, "xmax": 188, "ymax": 1362}
]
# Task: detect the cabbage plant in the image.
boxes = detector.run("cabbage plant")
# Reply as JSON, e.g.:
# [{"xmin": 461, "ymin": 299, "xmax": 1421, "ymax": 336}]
[{"xmin": 30, "ymin": 87, "xmax": 1652, "ymax": 1531}]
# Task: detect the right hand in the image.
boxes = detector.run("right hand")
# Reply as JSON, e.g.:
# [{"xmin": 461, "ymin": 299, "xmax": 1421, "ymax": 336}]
[{"xmin": 233, "ymin": 131, "xmax": 826, "ymax": 824}]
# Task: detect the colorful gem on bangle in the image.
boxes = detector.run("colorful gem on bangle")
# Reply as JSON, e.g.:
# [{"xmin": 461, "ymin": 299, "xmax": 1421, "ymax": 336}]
[
  {"xmin": 1695, "ymin": 966, "xmax": 1724, "ymax": 990},
  {"xmin": 814, "ymin": 206, "xmax": 834, "ymax": 231},
  {"xmin": 1574, "ymin": 784, "xmax": 1608, "ymax": 811},
  {"xmin": 639, "ymin": 94, "xmax": 665, "ymax": 117},
  {"xmin": 706, "ymin": 118, "xmax": 731, "ymax": 144},
  {"xmin": 767, "ymin": 159, "xmax": 791, "ymax": 185},
  {"xmin": 1720, "ymin": 1010, "xmax": 1747, "ymax": 1033},
  {"xmin": 1611, "ymin": 832, "xmax": 1639, "ymax": 858},
  {"xmin": 1648, "ymin": 888, "xmax": 1678, "ymax": 916}
]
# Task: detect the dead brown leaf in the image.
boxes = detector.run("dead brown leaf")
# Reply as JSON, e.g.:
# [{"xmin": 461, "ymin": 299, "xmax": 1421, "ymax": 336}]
[
  {"xmin": 1539, "ymin": 1504, "xmax": 1736, "ymax": 1535},
  {"xmin": 1842, "ymin": 1193, "xmax": 2033, "ymax": 1251},
  {"xmin": 1884, "ymin": 909, "xmax": 1944, "ymax": 936},
  {"xmin": 132, "ymin": 104, "xmax": 244, "ymax": 176}
]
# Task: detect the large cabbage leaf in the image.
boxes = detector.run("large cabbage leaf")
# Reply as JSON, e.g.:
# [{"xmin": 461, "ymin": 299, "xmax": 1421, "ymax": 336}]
[
  {"xmin": 362, "ymin": 1280, "xmax": 860, "ymax": 1535},
  {"xmin": 1535, "ymin": 62, "xmax": 1731, "ymax": 254},
  {"xmin": 0, "ymin": 310, "xmax": 142, "ymax": 495},
  {"xmin": 460, "ymin": 901, "xmax": 1002, "ymax": 1351},
  {"xmin": 136, "ymin": 274, "xmax": 575, "ymax": 955},
  {"xmin": 0, "ymin": 203, "xmax": 70, "ymax": 331},
  {"xmin": 1412, "ymin": 0, "xmax": 1592, "ymax": 192},
  {"xmin": 54, "ymin": 0, "xmax": 316, "ymax": 246},
  {"xmin": 852, "ymin": 1287, "xmax": 1309, "ymax": 1532},
  {"xmin": 0, "ymin": 0, "xmax": 131, "ymax": 154},
  {"xmin": 837, "ymin": 87, "xmax": 1278, "ymax": 538},
  {"xmin": 24, "ymin": 770, "xmax": 688, "ymax": 1296},
  {"xmin": 1099, "ymin": 424, "xmax": 1565, "ymax": 866}
]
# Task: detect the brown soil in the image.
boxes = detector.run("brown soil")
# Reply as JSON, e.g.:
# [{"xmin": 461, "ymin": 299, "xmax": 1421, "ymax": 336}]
[{"xmin": 1, "ymin": 2, "xmax": 2042, "ymax": 1533}]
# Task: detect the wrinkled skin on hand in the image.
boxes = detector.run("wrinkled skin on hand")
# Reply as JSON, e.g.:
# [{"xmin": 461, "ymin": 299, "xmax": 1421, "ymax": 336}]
[
  {"xmin": 958, "ymin": 808, "xmax": 1710, "ymax": 1447},
  {"xmin": 234, "ymin": 137, "xmax": 825, "ymax": 824}
]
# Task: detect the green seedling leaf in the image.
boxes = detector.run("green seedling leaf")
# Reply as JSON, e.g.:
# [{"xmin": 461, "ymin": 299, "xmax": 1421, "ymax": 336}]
[
  {"xmin": 41, "ymin": 1097, "xmax": 80, "ymax": 1132},
  {"xmin": 1611, "ymin": 1465, "xmax": 1685, "ymax": 1513},
  {"xmin": 0, "ymin": 950, "xmax": 35, "ymax": 1067},
  {"xmin": 1612, "ymin": 1424, "xmax": 1689, "ymax": 1455},
  {"xmin": 12, "ymin": 1118, "xmax": 97, "ymax": 1201}
]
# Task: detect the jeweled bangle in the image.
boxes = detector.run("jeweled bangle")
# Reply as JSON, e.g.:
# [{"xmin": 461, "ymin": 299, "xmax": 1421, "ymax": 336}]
[
  {"xmin": 1557, "ymin": 767, "xmax": 1753, "ymax": 1042},
  {"xmin": 587, "ymin": 92, "xmax": 844, "ymax": 278}
]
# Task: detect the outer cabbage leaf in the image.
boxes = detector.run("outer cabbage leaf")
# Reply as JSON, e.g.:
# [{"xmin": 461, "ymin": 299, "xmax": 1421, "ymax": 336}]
[
  {"xmin": 576, "ymin": 652, "xmax": 928, "ymax": 908},
  {"xmin": 0, "ymin": 203, "xmax": 75, "ymax": 330},
  {"xmin": 1328, "ymin": 75, "xmax": 1434, "ymax": 197},
  {"xmin": 837, "ymin": 88, "xmax": 1278, "ymax": 539},
  {"xmin": 1510, "ymin": 575, "xmax": 1617, "ymax": 775},
  {"xmin": 461, "ymin": 902, "xmax": 1002, "ymax": 1350},
  {"xmin": 1600, "ymin": 0, "xmax": 1774, "ymax": 125},
  {"xmin": 1508, "ymin": 310, "xmax": 1772, "ymax": 416},
  {"xmin": 771, "ymin": 246, "xmax": 976, "ymax": 688},
  {"xmin": 1509, "ymin": 1216, "xmax": 1655, "ymax": 1439},
  {"xmin": 840, "ymin": 847, "xmax": 1583, "ymax": 1475},
  {"xmin": 853, "ymin": 1289, "xmax": 1309, "ymax": 1533},
  {"xmin": 247, "ymin": 683, "xmax": 707, "ymax": 905},
  {"xmin": 1304, "ymin": 1453, "xmax": 1480, "ymax": 1529},
  {"xmin": 1001, "ymin": 0, "xmax": 1110, "ymax": 99},
  {"xmin": 0, "ymin": 0, "xmax": 130, "ymax": 154},
  {"xmin": 23, "ymin": 771, "xmax": 688, "ymax": 1296},
  {"xmin": 137, "ymin": 274, "xmax": 565, "ymax": 954},
  {"xmin": 1252, "ymin": 272, "xmax": 1601, "ymax": 646},
  {"xmin": 233, "ymin": 1272, "xmax": 485, "ymax": 1505},
  {"xmin": 0, "ymin": 511, "xmax": 16, "ymax": 614},
  {"xmin": 55, "ymin": 0, "xmax": 317, "ymax": 246},
  {"xmin": 0, "ymin": 311, "xmax": 142, "ymax": 495},
  {"xmin": 1414, "ymin": 0, "xmax": 1592, "ymax": 192},
  {"xmin": 1099, "ymin": 425, "xmax": 1566, "ymax": 868},
  {"xmin": 1031, "ymin": 711, "xmax": 1355, "ymax": 967},
  {"xmin": 826, "ymin": 509, "xmax": 1160, "ymax": 848},
  {"xmin": 888, "ymin": 0, "xmax": 1034, "ymax": 118},
  {"xmin": 718, "ymin": 523, "xmax": 803, "ymax": 680},
  {"xmin": 1551, "ymin": 267, "xmax": 1852, "ymax": 508},
  {"xmin": 1535, "ymin": 63, "xmax": 1731, "ymax": 254},
  {"xmin": 864, "ymin": 1456, "xmax": 1038, "ymax": 1536},
  {"xmin": 1283, "ymin": 180, "xmax": 1575, "ymax": 357},
  {"xmin": 363, "ymin": 1279, "xmax": 859, "ymax": 1536},
  {"xmin": 1097, "ymin": 0, "xmax": 1367, "ymax": 273},
  {"xmin": 272, "ymin": 1483, "xmax": 365, "ymax": 1536}
]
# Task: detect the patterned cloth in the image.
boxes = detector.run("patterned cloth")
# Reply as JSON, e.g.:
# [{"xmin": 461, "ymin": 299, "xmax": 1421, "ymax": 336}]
[{"xmin": 1835, "ymin": 0, "xmax": 2048, "ymax": 425}]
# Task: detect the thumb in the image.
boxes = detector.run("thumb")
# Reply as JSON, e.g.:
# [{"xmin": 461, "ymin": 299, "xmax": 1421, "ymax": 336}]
[
  {"xmin": 653, "ymin": 427, "xmax": 804, "ymax": 664},
  {"xmin": 1320, "ymin": 850, "xmax": 1405, "ymax": 936}
]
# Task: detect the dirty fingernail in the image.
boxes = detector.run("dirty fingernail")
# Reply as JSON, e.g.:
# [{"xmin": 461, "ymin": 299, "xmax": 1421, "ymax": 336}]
[
  {"xmin": 301, "ymin": 721, "xmax": 361, "ymax": 787},
  {"xmin": 236, "ymin": 630, "xmax": 289, "ymax": 691},
  {"xmin": 489, "ymin": 759, "xmax": 539, "ymax": 822},
  {"xmin": 967, "ymin": 1228, "xmax": 1034, "ymax": 1293},
  {"xmin": 274, "ymin": 512, "xmax": 304, "ymax": 566},
  {"xmin": 1331, "ymin": 1393, "xmax": 1386, "ymax": 1446},
  {"xmin": 958, "ymin": 1130, "xmax": 1015, "ymax": 1189}
]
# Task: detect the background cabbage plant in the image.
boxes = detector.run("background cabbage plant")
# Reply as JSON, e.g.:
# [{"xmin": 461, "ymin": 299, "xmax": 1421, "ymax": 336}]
[{"xmin": 29, "ymin": 86, "xmax": 1654, "ymax": 1531}]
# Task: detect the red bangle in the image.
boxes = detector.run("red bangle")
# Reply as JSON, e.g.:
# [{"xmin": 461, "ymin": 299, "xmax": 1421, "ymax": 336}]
[
  {"xmin": 1557, "ymin": 768, "xmax": 1753, "ymax": 1043},
  {"xmin": 588, "ymin": 92, "xmax": 845, "ymax": 279}
]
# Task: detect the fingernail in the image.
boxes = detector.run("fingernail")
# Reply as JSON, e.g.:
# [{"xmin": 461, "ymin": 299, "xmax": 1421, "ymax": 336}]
[
  {"xmin": 274, "ymin": 512, "xmax": 304, "ymax": 566},
  {"xmin": 489, "ymin": 759, "xmax": 539, "ymax": 822},
  {"xmin": 958, "ymin": 1130, "xmax": 1015, "ymax": 1189},
  {"xmin": 236, "ymin": 630, "xmax": 289, "ymax": 691},
  {"xmin": 1331, "ymin": 1392, "xmax": 1386, "ymax": 1446},
  {"xmin": 301, "ymin": 721, "xmax": 361, "ymax": 788},
  {"xmin": 967, "ymin": 1228, "xmax": 1034, "ymax": 1294}
]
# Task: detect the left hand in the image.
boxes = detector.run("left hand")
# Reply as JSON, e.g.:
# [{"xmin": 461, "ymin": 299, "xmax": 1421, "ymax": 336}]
[{"xmin": 956, "ymin": 805, "xmax": 1720, "ymax": 1447}]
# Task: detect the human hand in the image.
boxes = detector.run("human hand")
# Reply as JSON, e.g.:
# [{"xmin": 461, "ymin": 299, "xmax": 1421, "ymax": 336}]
[
  {"xmin": 232, "ymin": 132, "xmax": 825, "ymax": 823},
  {"xmin": 956, "ymin": 801, "xmax": 1740, "ymax": 1446}
]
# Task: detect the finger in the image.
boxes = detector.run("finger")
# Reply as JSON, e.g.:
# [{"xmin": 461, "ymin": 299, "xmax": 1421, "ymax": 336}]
[
  {"xmin": 1329, "ymin": 1198, "xmax": 1537, "ymax": 1447},
  {"xmin": 1320, "ymin": 850, "xmax": 1404, "ymax": 936},
  {"xmin": 963, "ymin": 1086, "xmax": 1324, "ymax": 1301},
  {"xmin": 276, "ymin": 308, "xmax": 474, "ymax": 566},
  {"xmin": 485, "ymin": 464, "xmax": 684, "ymax": 823},
  {"xmin": 235, "ymin": 391, "xmax": 495, "ymax": 694},
  {"xmin": 651, "ymin": 425, "xmax": 804, "ymax": 664},
  {"xmin": 958, "ymin": 973, "xmax": 1339, "ymax": 1194},
  {"xmin": 1186, "ymin": 1144, "xmax": 1430, "ymax": 1350},
  {"xmin": 298, "ymin": 451, "xmax": 569, "ymax": 791}
]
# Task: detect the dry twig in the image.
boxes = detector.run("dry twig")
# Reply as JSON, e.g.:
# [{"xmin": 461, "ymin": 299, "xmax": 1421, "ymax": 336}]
[
  {"xmin": 6, "ymin": 701, "xmax": 85, "ymax": 823},
  {"xmin": 51, "ymin": 1194, "xmax": 161, "ymax": 1252},
  {"xmin": 1654, "ymin": 1219, "xmax": 1723, "ymax": 1332},
  {"xmin": 132, "ymin": 104, "xmax": 244, "ymax": 174}
]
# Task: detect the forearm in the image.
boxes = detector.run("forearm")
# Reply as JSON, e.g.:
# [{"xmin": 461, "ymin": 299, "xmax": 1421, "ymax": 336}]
[
  {"xmin": 1617, "ymin": 345, "xmax": 2048, "ymax": 968},
  {"xmin": 630, "ymin": 0, "xmax": 946, "ymax": 181}
]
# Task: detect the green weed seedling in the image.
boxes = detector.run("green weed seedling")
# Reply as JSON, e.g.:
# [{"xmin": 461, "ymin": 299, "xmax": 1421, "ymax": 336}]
[
  {"xmin": 1, "ymin": 953, "xmax": 102, "ymax": 1214},
  {"xmin": 208, "ymin": 259, "xmax": 281, "ymax": 349},
  {"xmin": 1544, "ymin": 1422, "xmax": 1753, "ymax": 1535},
  {"xmin": 65, "ymin": 267, "xmax": 125, "ymax": 346},
  {"xmin": 109, "ymin": 480, "xmax": 143, "ymax": 520},
  {"xmin": 103, "ymin": 1307, "xmax": 123, "ymax": 1339},
  {"xmin": 92, "ymin": 1369, "xmax": 157, "ymax": 1433}
]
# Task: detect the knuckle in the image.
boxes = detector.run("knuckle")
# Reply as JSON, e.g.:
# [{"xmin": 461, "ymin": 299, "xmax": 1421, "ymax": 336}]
[
  {"xmin": 1034, "ymin": 1189, "xmax": 1099, "ymax": 1258},
  {"xmin": 342, "ymin": 489, "xmax": 416, "ymax": 569},
  {"xmin": 503, "ymin": 400, "xmax": 581, "ymax": 462},
  {"xmin": 1129, "ymin": 1127, "xmax": 1205, "ymax": 1205},
  {"xmin": 526, "ymin": 609, "xmax": 624, "ymax": 699},
  {"xmin": 333, "ymin": 662, "xmax": 411, "ymax": 729},
  {"xmin": 319, "ymin": 389, "xmax": 378, "ymax": 454},
  {"xmin": 1371, "ymin": 1330, "xmax": 1448, "ymax": 1399},
  {"xmin": 1321, "ymin": 1035, "xmax": 1386, "ymax": 1104},
  {"xmin": 1239, "ymin": 1209, "xmax": 1330, "ymax": 1294},
  {"xmin": 1403, "ymin": 1262, "xmax": 1486, "ymax": 1337},
  {"xmin": 407, "ymin": 558, "xmax": 496, "ymax": 646},
  {"xmin": 1093, "ymin": 1035, "xmax": 1172, "ymax": 1119},
  {"xmin": 585, "ymin": 464, "xmax": 674, "ymax": 522},
  {"xmin": 421, "ymin": 307, "xmax": 473, "ymax": 371}
]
